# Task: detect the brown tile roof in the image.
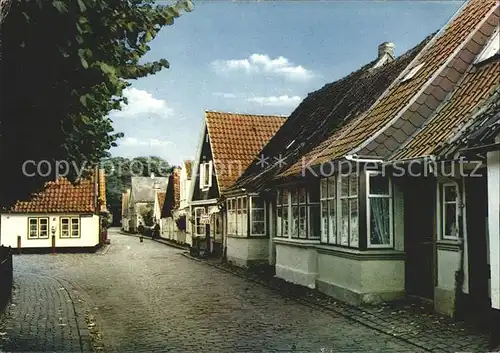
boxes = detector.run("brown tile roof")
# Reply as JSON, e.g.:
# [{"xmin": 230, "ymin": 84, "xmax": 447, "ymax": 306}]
[
  {"xmin": 161, "ymin": 167, "xmax": 181, "ymax": 218},
  {"xmin": 435, "ymin": 89, "xmax": 500, "ymax": 157},
  {"xmin": 391, "ymin": 60, "xmax": 500, "ymax": 160},
  {"xmin": 157, "ymin": 192, "xmax": 166, "ymax": 212},
  {"xmin": 98, "ymin": 169, "xmax": 107, "ymax": 212},
  {"xmin": 173, "ymin": 168, "xmax": 181, "ymax": 208},
  {"xmin": 231, "ymin": 36, "xmax": 431, "ymax": 187},
  {"xmin": 184, "ymin": 160, "xmax": 192, "ymax": 179},
  {"xmin": 205, "ymin": 111, "xmax": 286, "ymax": 192},
  {"xmin": 10, "ymin": 174, "xmax": 97, "ymax": 213},
  {"xmin": 300, "ymin": 0, "xmax": 497, "ymax": 169}
]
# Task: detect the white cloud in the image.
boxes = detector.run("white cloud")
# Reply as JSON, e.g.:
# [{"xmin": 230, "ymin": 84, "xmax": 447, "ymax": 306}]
[
  {"xmin": 109, "ymin": 87, "xmax": 174, "ymax": 120},
  {"xmin": 247, "ymin": 95, "xmax": 303, "ymax": 107},
  {"xmin": 212, "ymin": 92, "xmax": 239, "ymax": 98},
  {"xmin": 120, "ymin": 137, "xmax": 173, "ymax": 147},
  {"xmin": 212, "ymin": 54, "xmax": 315, "ymax": 81}
]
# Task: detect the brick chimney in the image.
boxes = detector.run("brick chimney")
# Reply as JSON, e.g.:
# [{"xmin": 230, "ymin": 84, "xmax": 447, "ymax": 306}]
[{"xmin": 378, "ymin": 42, "xmax": 395, "ymax": 59}]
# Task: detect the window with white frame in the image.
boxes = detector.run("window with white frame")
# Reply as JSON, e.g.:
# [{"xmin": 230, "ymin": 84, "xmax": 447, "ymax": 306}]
[
  {"xmin": 276, "ymin": 186, "xmax": 320, "ymax": 239},
  {"xmin": 474, "ymin": 29, "xmax": 499, "ymax": 65},
  {"xmin": 250, "ymin": 196, "xmax": 266, "ymax": 236},
  {"xmin": 60, "ymin": 217, "xmax": 80, "ymax": 238},
  {"xmin": 320, "ymin": 177, "xmax": 336, "ymax": 244},
  {"xmin": 401, "ymin": 62, "xmax": 424, "ymax": 82},
  {"xmin": 199, "ymin": 161, "xmax": 212, "ymax": 190},
  {"xmin": 28, "ymin": 217, "xmax": 49, "ymax": 239},
  {"xmin": 339, "ymin": 174, "xmax": 359, "ymax": 247},
  {"xmin": 237, "ymin": 196, "xmax": 248, "ymax": 236},
  {"xmin": 320, "ymin": 173, "xmax": 393, "ymax": 249},
  {"xmin": 440, "ymin": 182, "xmax": 459, "ymax": 240},
  {"xmin": 367, "ymin": 172, "xmax": 393, "ymax": 247},
  {"xmin": 227, "ymin": 199, "xmax": 236, "ymax": 235},
  {"xmin": 194, "ymin": 207, "xmax": 206, "ymax": 235},
  {"xmin": 226, "ymin": 196, "xmax": 248, "ymax": 236}
]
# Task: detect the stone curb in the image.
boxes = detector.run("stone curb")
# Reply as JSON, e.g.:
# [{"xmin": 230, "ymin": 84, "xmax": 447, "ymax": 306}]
[{"xmin": 95, "ymin": 243, "xmax": 111, "ymax": 255}]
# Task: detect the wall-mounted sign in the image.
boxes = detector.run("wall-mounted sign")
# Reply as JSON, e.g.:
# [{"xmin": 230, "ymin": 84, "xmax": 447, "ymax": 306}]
[{"xmin": 200, "ymin": 214, "xmax": 210, "ymax": 224}]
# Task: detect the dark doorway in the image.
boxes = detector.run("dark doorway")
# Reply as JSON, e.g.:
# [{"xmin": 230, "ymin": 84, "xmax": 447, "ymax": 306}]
[
  {"xmin": 464, "ymin": 173, "xmax": 490, "ymax": 326},
  {"xmin": 404, "ymin": 176, "xmax": 435, "ymax": 300}
]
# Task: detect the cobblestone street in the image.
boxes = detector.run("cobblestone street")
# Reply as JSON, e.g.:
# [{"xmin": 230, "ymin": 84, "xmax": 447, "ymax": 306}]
[{"xmin": 0, "ymin": 229, "xmax": 492, "ymax": 352}]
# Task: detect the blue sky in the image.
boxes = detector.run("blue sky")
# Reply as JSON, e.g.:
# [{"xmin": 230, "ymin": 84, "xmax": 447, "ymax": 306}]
[{"xmin": 109, "ymin": 0, "xmax": 464, "ymax": 166}]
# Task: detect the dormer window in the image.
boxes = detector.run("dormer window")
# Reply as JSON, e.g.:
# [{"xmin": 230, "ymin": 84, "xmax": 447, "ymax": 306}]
[
  {"xmin": 199, "ymin": 160, "xmax": 213, "ymax": 190},
  {"xmin": 401, "ymin": 62, "xmax": 425, "ymax": 82},
  {"xmin": 474, "ymin": 29, "xmax": 499, "ymax": 65}
]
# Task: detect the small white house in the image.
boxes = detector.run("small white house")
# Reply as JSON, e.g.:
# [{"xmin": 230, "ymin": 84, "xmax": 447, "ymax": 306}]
[
  {"xmin": 0, "ymin": 169, "xmax": 107, "ymax": 250},
  {"xmin": 127, "ymin": 175, "xmax": 168, "ymax": 232}
]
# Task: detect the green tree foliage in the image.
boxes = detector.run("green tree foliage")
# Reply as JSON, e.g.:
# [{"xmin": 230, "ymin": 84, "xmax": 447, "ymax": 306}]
[
  {"xmin": 138, "ymin": 204, "xmax": 155, "ymax": 227},
  {"xmin": 0, "ymin": 0, "xmax": 193, "ymax": 208},
  {"xmin": 101, "ymin": 156, "xmax": 173, "ymax": 225}
]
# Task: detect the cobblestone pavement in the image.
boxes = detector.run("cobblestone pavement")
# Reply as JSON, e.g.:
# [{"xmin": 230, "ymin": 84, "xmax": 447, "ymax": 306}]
[
  {"xmin": 188, "ymin": 255, "xmax": 494, "ymax": 353},
  {"xmin": 0, "ymin": 272, "xmax": 92, "ymax": 352},
  {"xmin": 0, "ymin": 229, "xmax": 491, "ymax": 353}
]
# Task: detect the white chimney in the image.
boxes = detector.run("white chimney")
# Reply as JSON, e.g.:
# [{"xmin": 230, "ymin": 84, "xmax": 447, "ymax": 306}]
[
  {"xmin": 378, "ymin": 42, "xmax": 395, "ymax": 59},
  {"xmin": 150, "ymin": 172, "xmax": 155, "ymax": 179}
]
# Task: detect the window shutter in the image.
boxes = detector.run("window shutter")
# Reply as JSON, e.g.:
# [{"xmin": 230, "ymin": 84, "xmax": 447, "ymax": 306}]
[
  {"xmin": 199, "ymin": 163, "xmax": 205, "ymax": 189},
  {"xmin": 208, "ymin": 161, "xmax": 213, "ymax": 188}
]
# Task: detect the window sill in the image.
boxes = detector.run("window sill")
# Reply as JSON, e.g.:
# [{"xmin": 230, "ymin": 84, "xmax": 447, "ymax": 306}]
[
  {"xmin": 274, "ymin": 238, "xmax": 320, "ymax": 248},
  {"xmin": 315, "ymin": 244, "xmax": 405, "ymax": 260},
  {"xmin": 437, "ymin": 240, "xmax": 461, "ymax": 252},
  {"xmin": 227, "ymin": 233, "xmax": 247, "ymax": 238}
]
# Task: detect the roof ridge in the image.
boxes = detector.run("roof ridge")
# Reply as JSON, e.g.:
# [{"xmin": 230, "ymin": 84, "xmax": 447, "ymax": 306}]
[{"xmin": 205, "ymin": 110, "xmax": 287, "ymax": 118}]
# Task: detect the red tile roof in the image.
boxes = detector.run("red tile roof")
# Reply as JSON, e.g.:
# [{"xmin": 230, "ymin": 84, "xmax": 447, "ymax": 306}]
[
  {"xmin": 98, "ymin": 169, "xmax": 107, "ymax": 212},
  {"xmin": 10, "ymin": 174, "xmax": 98, "ymax": 213},
  {"xmin": 173, "ymin": 168, "xmax": 181, "ymax": 208},
  {"xmin": 205, "ymin": 111, "xmax": 286, "ymax": 191}
]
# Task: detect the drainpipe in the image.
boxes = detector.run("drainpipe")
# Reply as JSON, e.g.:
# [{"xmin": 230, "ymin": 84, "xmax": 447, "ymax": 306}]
[{"xmin": 454, "ymin": 179, "xmax": 465, "ymax": 320}]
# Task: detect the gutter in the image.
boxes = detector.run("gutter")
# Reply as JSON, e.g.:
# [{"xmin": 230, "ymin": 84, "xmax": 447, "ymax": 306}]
[
  {"xmin": 459, "ymin": 142, "xmax": 500, "ymax": 155},
  {"xmin": 345, "ymin": 154, "xmax": 384, "ymax": 164}
]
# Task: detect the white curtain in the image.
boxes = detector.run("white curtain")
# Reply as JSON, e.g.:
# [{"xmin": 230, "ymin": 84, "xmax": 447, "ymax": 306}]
[{"xmin": 370, "ymin": 198, "xmax": 390, "ymax": 244}]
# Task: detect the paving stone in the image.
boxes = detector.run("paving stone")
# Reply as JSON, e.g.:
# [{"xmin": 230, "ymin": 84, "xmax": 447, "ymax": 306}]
[{"xmin": 0, "ymin": 229, "xmax": 490, "ymax": 353}]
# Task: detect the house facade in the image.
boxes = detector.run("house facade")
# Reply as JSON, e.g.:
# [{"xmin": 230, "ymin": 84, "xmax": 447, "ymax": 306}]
[
  {"xmin": 126, "ymin": 175, "xmax": 168, "ymax": 232},
  {"xmin": 188, "ymin": 111, "xmax": 286, "ymax": 259},
  {"xmin": 0, "ymin": 168, "xmax": 108, "ymax": 250},
  {"xmin": 226, "ymin": 0, "xmax": 499, "ymax": 327},
  {"xmin": 121, "ymin": 189, "xmax": 131, "ymax": 232},
  {"xmin": 160, "ymin": 161, "xmax": 192, "ymax": 244},
  {"xmin": 160, "ymin": 167, "xmax": 186, "ymax": 243},
  {"xmin": 153, "ymin": 191, "xmax": 166, "ymax": 228}
]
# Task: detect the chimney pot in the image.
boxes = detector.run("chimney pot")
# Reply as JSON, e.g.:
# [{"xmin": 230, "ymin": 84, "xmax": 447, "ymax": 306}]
[{"xmin": 378, "ymin": 42, "xmax": 395, "ymax": 59}]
